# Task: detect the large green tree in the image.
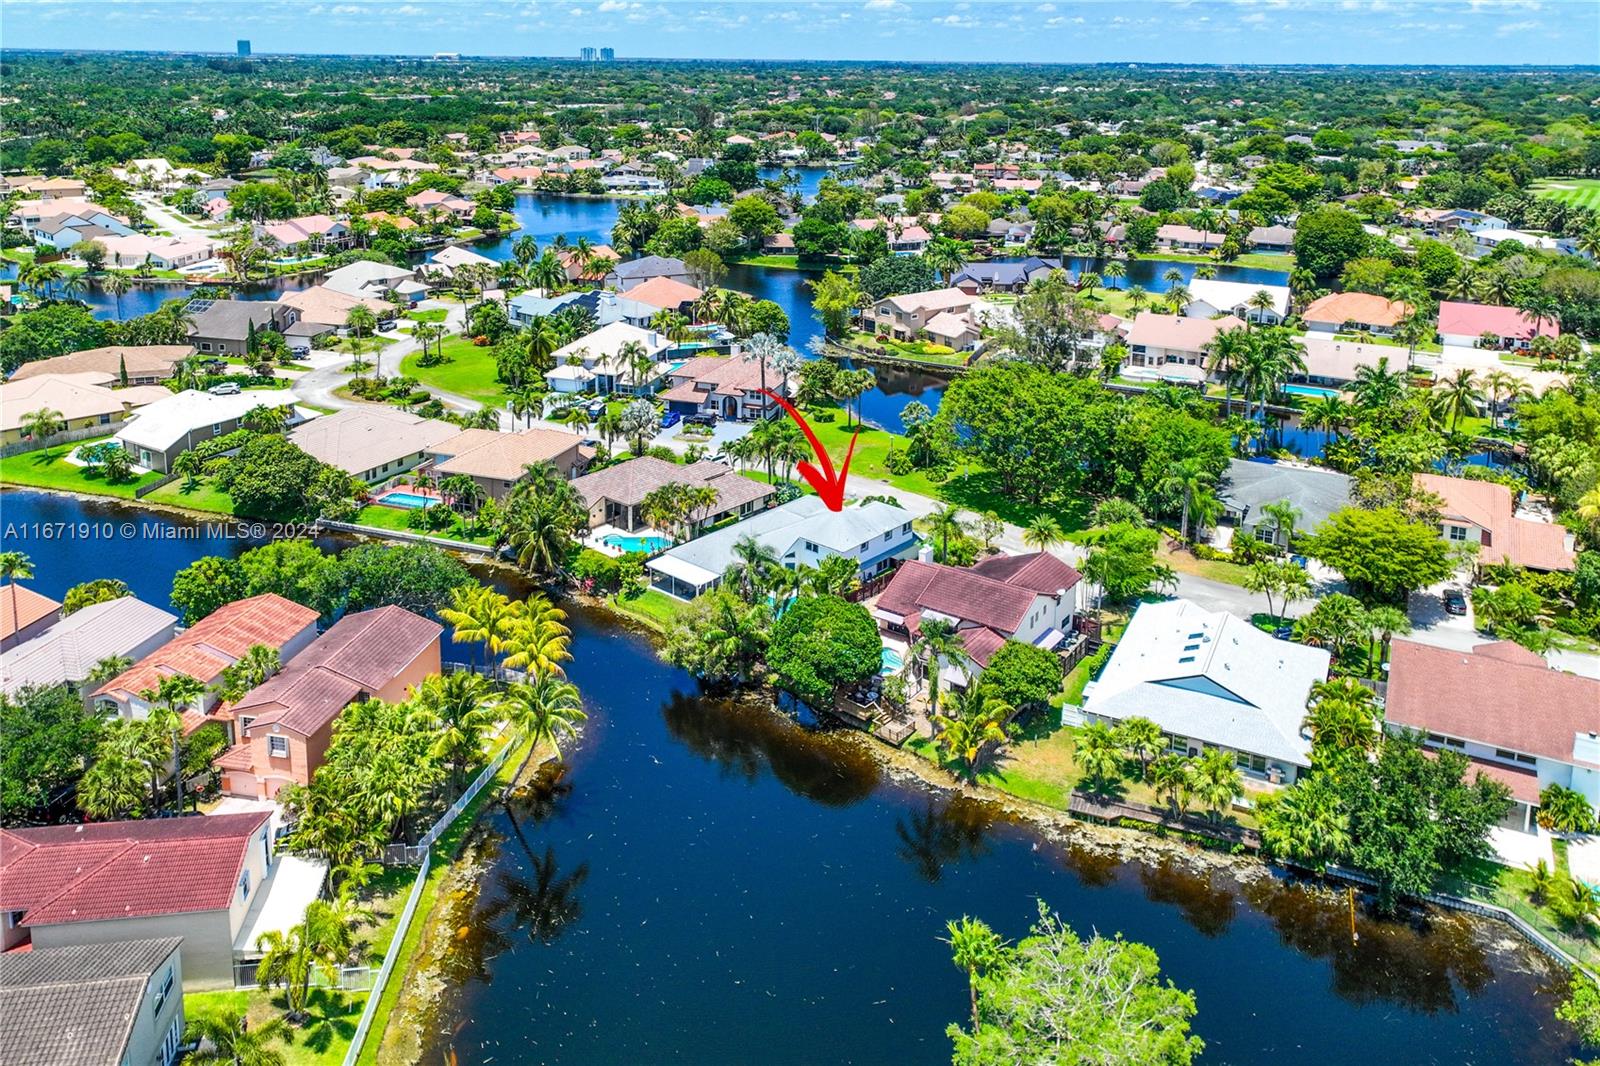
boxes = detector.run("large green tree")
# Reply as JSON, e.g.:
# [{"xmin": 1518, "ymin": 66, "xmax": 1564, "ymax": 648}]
[
  {"xmin": 1302, "ymin": 508, "xmax": 1454, "ymax": 604},
  {"xmin": 766, "ymin": 593, "xmax": 880, "ymax": 708},
  {"xmin": 0, "ymin": 684, "xmax": 105, "ymax": 824}
]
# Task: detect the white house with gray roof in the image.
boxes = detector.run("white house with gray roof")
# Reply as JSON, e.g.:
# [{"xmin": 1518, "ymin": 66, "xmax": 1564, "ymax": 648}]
[
  {"xmin": 1217, "ymin": 459, "xmax": 1352, "ymax": 549},
  {"xmin": 646, "ymin": 495, "xmax": 919, "ymax": 599},
  {"xmin": 1079, "ymin": 599, "xmax": 1331, "ymax": 784}
]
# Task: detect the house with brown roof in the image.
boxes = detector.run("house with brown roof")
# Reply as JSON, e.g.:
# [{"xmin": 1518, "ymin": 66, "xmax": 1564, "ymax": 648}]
[
  {"xmin": 289, "ymin": 405, "xmax": 459, "ymax": 482},
  {"xmin": 93, "ymin": 593, "xmax": 320, "ymax": 736},
  {"xmin": 1414, "ymin": 473, "xmax": 1576, "ymax": 572},
  {"xmin": 1155, "ymin": 224, "xmax": 1225, "ymax": 253},
  {"xmin": 426, "ymin": 427, "xmax": 591, "ymax": 502},
  {"xmin": 569, "ymin": 457, "xmax": 774, "ymax": 535},
  {"xmin": 7, "ymin": 345, "xmax": 194, "ymax": 385},
  {"xmin": 1385, "ymin": 640, "xmax": 1600, "ymax": 833},
  {"xmin": 0, "ymin": 373, "xmax": 172, "ymax": 447},
  {"xmin": 218, "ymin": 605, "xmax": 441, "ymax": 799},
  {"xmin": 873, "ymin": 551, "xmax": 1082, "ymax": 691},
  {"xmin": 0, "ymin": 584, "xmax": 62, "ymax": 651},
  {"xmin": 0, "ymin": 812, "xmax": 296, "ymax": 988},
  {"xmin": 658, "ymin": 353, "xmax": 792, "ymax": 422},
  {"xmin": 1300, "ymin": 291, "xmax": 1412, "ymax": 336},
  {"xmin": 1121, "ymin": 312, "xmax": 1245, "ymax": 382},
  {"xmin": 868, "ymin": 287, "xmax": 982, "ymax": 341}
]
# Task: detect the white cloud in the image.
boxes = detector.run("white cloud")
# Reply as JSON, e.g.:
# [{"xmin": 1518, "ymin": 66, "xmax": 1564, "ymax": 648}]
[{"xmin": 863, "ymin": 0, "xmax": 903, "ymax": 10}]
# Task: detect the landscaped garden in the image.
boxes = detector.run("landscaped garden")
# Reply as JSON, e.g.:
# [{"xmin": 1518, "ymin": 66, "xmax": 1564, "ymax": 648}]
[
  {"xmin": 0, "ymin": 438, "xmax": 163, "ymax": 498},
  {"xmin": 844, "ymin": 331, "xmax": 971, "ymax": 366},
  {"xmin": 398, "ymin": 336, "xmax": 511, "ymax": 407}
]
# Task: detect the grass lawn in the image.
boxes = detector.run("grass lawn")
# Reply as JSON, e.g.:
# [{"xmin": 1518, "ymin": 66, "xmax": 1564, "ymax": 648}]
[
  {"xmin": 352, "ymin": 503, "xmax": 415, "ymax": 532},
  {"xmin": 0, "ymin": 440, "xmax": 163, "ymax": 498},
  {"xmin": 184, "ymin": 987, "xmax": 367, "ymax": 1066},
  {"xmin": 733, "ymin": 253, "xmax": 802, "ymax": 269},
  {"xmin": 1134, "ymin": 251, "xmax": 1296, "ymax": 271},
  {"xmin": 844, "ymin": 331, "xmax": 970, "ymax": 367},
  {"xmin": 404, "ymin": 309, "xmax": 449, "ymax": 323},
  {"xmin": 144, "ymin": 476, "xmax": 237, "ymax": 515},
  {"xmin": 1531, "ymin": 177, "xmax": 1600, "ymax": 211},
  {"xmin": 1441, "ymin": 855, "xmax": 1600, "ymax": 971},
  {"xmin": 1158, "ymin": 542, "xmax": 1255, "ymax": 588},
  {"xmin": 609, "ymin": 588, "xmax": 686, "ymax": 630},
  {"xmin": 327, "ymin": 335, "xmax": 400, "ymax": 355},
  {"xmin": 399, "ymin": 337, "xmax": 509, "ymax": 407}
]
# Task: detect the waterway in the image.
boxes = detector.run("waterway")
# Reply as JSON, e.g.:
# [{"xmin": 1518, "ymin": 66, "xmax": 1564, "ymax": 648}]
[
  {"xmin": 9, "ymin": 193, "xmax": 1286, "ymax": 434},
  {"xmin": 0, "ymin": 488, "xmax": 1579, "ymax": 1065}
]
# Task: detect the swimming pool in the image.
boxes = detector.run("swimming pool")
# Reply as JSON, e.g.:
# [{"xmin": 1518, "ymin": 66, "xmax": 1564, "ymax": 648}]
[
  {"xmin": 1282, "ymin": 384, "xmax": 1343, "ymax": 400},
  {"xmin": 880, "ymin": 646, "xmax": 905, "ymax": 675},
  {"xmin": 603, "ymin": 533, "xmax": 671, "ymax": 554},
  {"xmin": 377, "ymin": 491, "xmax": 437, "ymax": 509}
]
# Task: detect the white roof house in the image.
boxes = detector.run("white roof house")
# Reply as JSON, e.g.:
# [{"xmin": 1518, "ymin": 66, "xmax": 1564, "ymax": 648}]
[
  {"xmin": 322, "ymin": 260, "xmax": 418, "ymax": 299},
  {"xmin": 647, "ymin": 495, "xmax": 919, "ymax": 599},
  {"xmin": 1183, "ymin": 279, "xmax": 1290, "ymax": 324},
  {"xmin": 114, "ymin": 390, "xmax": 308, "ymax": 455},
  {"xmin": 425, "ymin": 245, "xmax": 497, "ymax": 276},
  {"xmin": 546, "ymin": 322, "xmax": 676, "ymax": 394},
  {"xmin": 288, "ymin": 405, "xmax": 459, "ymax": 482},
  {"xmin": 0, "ymin": 596, "xmax": 178, "ymax": 697},
  {"xmin": 1080, "ymin": 598, "xmax": 1331, "ymax": 782}
]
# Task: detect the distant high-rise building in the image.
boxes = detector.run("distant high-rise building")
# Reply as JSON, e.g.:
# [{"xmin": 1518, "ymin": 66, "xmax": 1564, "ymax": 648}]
[
  {"xmin": 600, "ymin": 47, "xmax": 615, "ymax": 61},
  {"xmin": 580, "ymin": 47, "xmax": 597, "ymax": 62},
  {"xmin": 237, "ymin": 39, "xmax": 251, "ymax": 56}
]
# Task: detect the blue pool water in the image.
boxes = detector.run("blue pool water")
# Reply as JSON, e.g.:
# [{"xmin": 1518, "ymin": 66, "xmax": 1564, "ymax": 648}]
[
  {"xmin": 880, "ymin": 646, "xmax": 905, "ymax": 675},
  {"xmin": 1282, "ymin": 384, "xmax": 1343, "ymax": 399},
  {"xmin": 604, "ymin": 533, "xmax": 671, "ymax": 554},
  {"xmin": 377, "ymin": 491, "xmax": 437, "ymax": 510}
]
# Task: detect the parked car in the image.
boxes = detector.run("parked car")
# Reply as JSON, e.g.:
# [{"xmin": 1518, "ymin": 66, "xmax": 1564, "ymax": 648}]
[
  {"xmin": 660, "ymin": 410, "xmax": 683, "ymax": 429},
  {"xmin": 1443, "ymin": 588, "xmax": 1468, "ymax": 616},
  {"xmin": 686, "ymin": 413, "xmax": 718, "ymax": 428},
  {"xmin": 208, "ymin": 381, "xmax": 241, "ymax": 395},
  {"xmin": 587, "ymin": 401, "xmax": 606, "ymax": 419}
]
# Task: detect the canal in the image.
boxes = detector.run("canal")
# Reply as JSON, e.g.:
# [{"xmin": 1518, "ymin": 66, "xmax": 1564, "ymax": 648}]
[{"xmin": 0, "ymin": 488, "xmax": 1578, "ymax": 1065}]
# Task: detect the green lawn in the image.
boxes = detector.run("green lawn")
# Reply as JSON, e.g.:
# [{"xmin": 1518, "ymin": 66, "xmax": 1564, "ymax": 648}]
[
  {"xmin": 352, "ymin": 503, "xmax": 415, "ymax": 532},
  {"xmin": 1158, "ymin": 543, "xmax": 1256, "ymax": 588},
  {"xmin": 844, "ymin": 331, "xmax": 970, "ymax": 367},
  {"xmin": 609, "ymin": 588, "xmax": 686, "ymax": 630},
  {"xmin": 404, "ymin": 309, "xmax": 449, "ymax": 323},
  {"xmin": 0, "ymin": 440, "xmax": 163, "ymax": 498},
  {"xmin": 184, "ymin": 987, "xmax": 367, "ymax": 1066},
  {"xmin": 144, "ymin": 476, "xmax": 237, "ymax": 515},
  {"xmin": 1441, "ymin": 856, "xmax": 1600, "ymax": 971},
  {"xmin": 399, "ymin": 337, "xmax": 510, "ymax": 407},
  {"xmin": 1531, "ymin": 177, "xmax": 1600, "ymax": 211},
  {"xmin": 732, "ymin": 253, "xmax": 802, "ymax": 269},
  {"xmin": 1134, "ymin": 251, "xmax": 1296, "ymax": 271}
]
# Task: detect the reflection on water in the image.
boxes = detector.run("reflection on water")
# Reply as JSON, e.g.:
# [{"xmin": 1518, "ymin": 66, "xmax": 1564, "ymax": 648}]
[
  {"xmin": 1139, "ymin": 857, "xmax": 1239, "ymax": 939},
  {"xmin": 894, "ymin": 797, "xmax": 996, "ymax": 884}
]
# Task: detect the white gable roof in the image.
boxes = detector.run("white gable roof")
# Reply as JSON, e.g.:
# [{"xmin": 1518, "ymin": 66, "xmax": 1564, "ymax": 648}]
[
  {"xmin": 1186, "ymin": 279, "xmax": 1289, "ymax": 318},
  {"xmin": 1082, "ymin": 598, "xmax": 1330, "ymax": 767}
]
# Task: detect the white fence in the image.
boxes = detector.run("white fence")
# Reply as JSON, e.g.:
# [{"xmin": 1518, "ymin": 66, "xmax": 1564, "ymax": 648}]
[
  {"xmin": 315, "ymin": 518, "xmax": 499, "ymax": 556},
  {"xmin": 341, "ymin": 849, "xmax": 431, "ymax": 1066},
  {"xmin": 380, "ymin": 728, "xmax": 522, "ymax": 866},
  {"xmin": 235, "ymin": 960, "xmax": 373, "ymax": 992}
]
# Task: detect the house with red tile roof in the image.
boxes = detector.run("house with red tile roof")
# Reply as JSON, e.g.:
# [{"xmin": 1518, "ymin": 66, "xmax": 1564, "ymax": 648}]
[
  {"xmin": 92, "ymin": 594, "xmax": 320, "ymax": 736},
  {"xmin": 1436, "ymin": 300, "xmax": 1559, "ymax": 349},
  {"xmin": 872, "ymin": 552, "xmax": 1082, "ymax": 691},
  {"xmin": 658, "ymin": 353, "xmax": 793, "ymax": 422},
  {"xmin": 1385, "ymin": 640, "xmax": 1600, "ymax": 833},
  {"xmin": 1414, "ymin": 473, "xmax": 1575, "ymax": 572},
  {"xmin": 0, "ymin": 584, "xmax": 62, "ymax": 651},
  {"xmin": 624, "ymin": 274, "xmax": 703, "ymax": 313},
  {"xmin": 218, "ymin": 605, "xmax": 442, "ymax": 799},
  {"xmin": 1300, "ymin": 291, "xmax": 1412, "ymax": 335},
  {"xmin": 0, "ymin": 812, "xmax": 301, "ymax": 988}
]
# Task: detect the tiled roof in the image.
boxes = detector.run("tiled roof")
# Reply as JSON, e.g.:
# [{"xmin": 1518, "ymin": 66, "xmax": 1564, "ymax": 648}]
[
  {"xmin": 877, "ymin": 553, "xmax": 1079, "ymax": 667},
  {"xmin": 1386, "ymin": 640, "xmax": 1599, "ymax": 766},
  {"xmin": 1415, "ymin": 473, "xmax": 1575, "ymax": 571},
  {"xmin": 622, "ymin": 275, "xmax": 703, "ymax": 310},
  {"xmin": 0, "ymin": 585, "xmax": 61, "ymax": 642},
  {"xmin": 7, "ymin": 345, "xmax": 193, "ymax": 382},
  {"xmin": 1123, "ymin": 312, "xmax": 1245, "ymax": 353},
  {"xmin": 0, "ymin": 969, "xmax": 151, "ymax": 1066},
  {"xmin": 570, "ymin": 457, "xmax": 773, "ymax": 513},
  {"xmin": 0, "ymin": 812, "xmax": 270, "ymax": 926},
  {"xmin": 1437, "ymin": 300, "xmax": 1558, "ymax": 341},
  {"xmin": 94, "ymin": 593, "xmax": 318, "ymax": 699},
  {"xmin": 1300, "ymin": 291, "xmax": 1411, "ymax": 329},
  {"xmin": 0, "ymin": 596, "xmax": 176, "ymax": 697},
  {"xmin": 431, "ymin": 428, "xmax": 583, "ymax": 482},
  {"xmin": 289, "ymin": 405, "xmax": 459, "ymax": 475}
]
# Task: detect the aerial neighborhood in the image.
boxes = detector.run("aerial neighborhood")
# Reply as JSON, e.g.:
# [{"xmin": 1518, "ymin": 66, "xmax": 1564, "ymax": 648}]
[{"xmin": 1, "ymin": 25, "xmax": 1599, "ymax": 1066}]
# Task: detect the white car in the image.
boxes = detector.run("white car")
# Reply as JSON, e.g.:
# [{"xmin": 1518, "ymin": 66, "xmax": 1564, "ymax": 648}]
[{"xmin": 208, "ymin": 382, "xmax": 242, "ymax": 396}]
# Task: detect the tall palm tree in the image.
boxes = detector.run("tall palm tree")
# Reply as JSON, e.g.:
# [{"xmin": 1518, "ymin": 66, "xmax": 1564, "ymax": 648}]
[
  {"xmin": 725, "ymin": 534, "xmax": 780, "ymax": 602},
  {"xmin": 101, "ymin": 272, "xmax": 133, "ymax": 321},
  {"xmin": 1431, "ymin": 368, "xmax": 1483, "ymax": 432},
  {"xmin": 185, "ymin": 1009, "xmax": 287, "ymax": 1066},
  {"xmin": 1114, "ymin": 716, "xmax": 1164, "ymax": 780},
  {"xmin": 919, "ymin": 504, "xmax": 967, "ymax": 562},
  {"xmin": 0, "ymin": 551, "xmax": 36, "ymax": 647},
  {"xmin": 254, "ymin": 900, "xmax": 348, "ymax": 1023},
  {"xmin": 1103, "ymin": 259, "xmax": 1126, "ymax": 290},
  {"xmin": 1149, "ymin": 754, "xmax": 1194, "ymax": 819},
  {"xmin": 944, "ymin": 917, "xmax": 1004, "ymax": 1031},
  {"xmin": 1192, "ymin": 747, "xmax": 1244, "ymax": 823},
  {"xmin": 1021, "ymin": 515, "xmax": 1065, "ymax": 552},
  {"xmin": 437, "ymin": 588, "xmax": 522, "ymax": 671},
  {"xmin": 1158, "ymin": 457, "xmax": 1217, "ymax": 543},
  {"xmin": 1126, "ymin": 284, "xmax": 1149, "ymax": 314},
  {"xmin": 1204, "ymin": 327, "xmax": 1250, "ymax": 417},
  {"xmin": 500, "ymin": 594, "xmax": 573, "ymax": 680},
  {"xmin": 1247, "ymin": 289, "xmax": 1278, "ymax": 326},
  {"xmin": 20, "ymin": 407, "xmax": 65, "ymax": 454},
  {"xmin": 1479, "ymin": 368, "xmax": 1526, "ymax": 431},
  {"xmin": 1073, "ymin": 721, "xmax": 1125, "ymax": 792},
  {"xmin": 500, "ymin": 676, "xmax": 587, "ymax": 779},
  {"xmin": 911, "ymin": 617, "xmax": 967, "ymax": 711},
  {"xmin": 1352, "ymin": 357, "xmax": 1406, "ymax": 411},
  {"xmin": 409, "ymin": 671, "xmax": 496, "ymax": 798},
  {"xmin": 1259, "ymin": 776, "xmax": 1349, "ymax": 872}
]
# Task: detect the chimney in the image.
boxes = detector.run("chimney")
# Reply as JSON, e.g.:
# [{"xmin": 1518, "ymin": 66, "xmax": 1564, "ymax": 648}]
[{"xmin": 918, "ymin": 543, "xmax": 934, "ymax": 564}]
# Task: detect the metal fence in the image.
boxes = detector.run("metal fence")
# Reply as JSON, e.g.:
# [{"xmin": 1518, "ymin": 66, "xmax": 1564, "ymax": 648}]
[
  {"xmin": 235, "ymin": 959, "xmax": 374, "ymax": 992},
  {"xmin": 314, "ymin": 518, "xmax": 499, "ymax": 555},
  {"xmin": 341, "ymin": 850, "xmax": 432, "ymax": 1066},
  {"xmin": 0, "ymin": 424, "xmax": 132, "ymax": 459}
]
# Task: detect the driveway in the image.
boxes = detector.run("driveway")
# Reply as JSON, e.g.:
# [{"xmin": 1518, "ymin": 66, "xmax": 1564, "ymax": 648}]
[
  {"xmin": 132, "ymin": 192, "xmax": 222, "ymax": 243},
  {"xmin": 657, "ymin": 418, "xmax": 757, "ymax": 453}
]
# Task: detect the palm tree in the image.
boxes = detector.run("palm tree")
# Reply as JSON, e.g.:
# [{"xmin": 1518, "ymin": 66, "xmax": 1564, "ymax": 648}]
[
  {"xmin": 500, "ymin": 675, "xmax": 587, "ymax": 778},
  {"xmin": 254, "ymin": 900, "xmax": 347, "ymax": 1023},
  {"xmin": 499, "ymin": 594, "xmax": 573, "ymax": 680},
  {"xmin": 1479, "ymin": 369, "xmax": 1524, "ymax": 431},
  {"xmin": 20, "ymin": 407, "xmax": 65, "ymax": 454},
  {"xmin": 1204, "ymin": 327, "xmax": 1250, "ymax": 418},
  {"xmin": 1114, "ymin": 716, "xmax": 1164, "ymax": 780},
  {"xmin": 1364, "ymin": 605, "xmax": 1411, "ymax": 672},
  {"xmin": 185, "ymin": 1009, "xmax": 286, "ymax": 1066},
  {"xmin": 1126, "ymin": 285, "xmax": 1149, "ymax": 314},
  {"xmin": 1261, "ymin": 499, "xmax": 1302, "ymax": 550},
  {"xmin": 937, "ymin": 685, "xmax": 1014, "ymax": 775},
  {"xmin": 102, "ymin": 272, "xmax": 133, "ymax": 321},
  {"xmin": 912, "ymin": 617, "xmax": 968, "ymax": 711},
  {"xmin": 1247, "ymin": 289, "xmax": 1278, "ymax": 326},
  {"xmin": 741, "ymin": 332, "xmax": 782, "ymax": 412},
  {"xmin": 1022, "ymin": 515, "xmax": 1065, "ymax": 551},
  {"xmin": 1258, "ymin": 775, "xmax": 1349, "ymax": 872},
  {"xmin": 1073, "ymin": 721, "xmax": 1125, "ymax": 792},
  {"xmin": 923, "ymin": 236, "xmax": 967, "ymax": 285},
  {"xmin": 725, "ymin": 534, "xmax": 780, "ymax": 602},
  {"xmin": 1192, "ymin": 747, "xmax": 1243, "ymax": 823},
  {"xmin": 618, "ymin": 398, "xmax": 657, "ymax": 453},
  {"xmin": 1165, "ymin": 282, "xmax": 1191, "ymax": 315},
  {"xmin": 1158, "ymin": 457, "xmax": 1217, "ymax": 543},
  {"xmin": 1303, "ymin": 677, "xmax": 1381, "ymax": 757},
  {"xmin": 1352, "ymin": 357, "xmax": 1406, "ymax": 411},
  {"xmin": 919, "ymin": 504, "xmax": 967, "ymax": 562},
  {"xmin": 1431, "ymin": 368, "xmax": 1483, "ymax": 432},
  {"xmin": 1149, "ymin": 754, "xmax": 1194, "ymax": 819},
  {"xmin": 0, "ymin": 551, "xmax": 36, "ymax": 647},
  {"xmin": 944, "ymin": 917, "xmax": 1004, "ymax": 1031},
  {"xmin": 409, "ymin": 671, "xmax": 496, "ymax": 798},
  {"xmin": 1103, "ymin": 259, "xmax": 1127, "ymax": 290}
]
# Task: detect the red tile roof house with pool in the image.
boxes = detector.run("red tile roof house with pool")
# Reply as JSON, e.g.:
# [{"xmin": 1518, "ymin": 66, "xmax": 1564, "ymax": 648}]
[{"xmin": 0, "ymin": 812, "xmax": 294, "ymax": 989}]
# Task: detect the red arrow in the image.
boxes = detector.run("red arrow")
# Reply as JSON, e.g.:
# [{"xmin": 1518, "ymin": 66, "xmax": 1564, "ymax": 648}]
[{"xmin": 759, "ymin": 388, "xmax": 856, "ymax": 511}]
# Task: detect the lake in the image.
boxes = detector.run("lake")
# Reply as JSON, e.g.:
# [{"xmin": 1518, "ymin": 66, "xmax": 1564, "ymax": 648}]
[{"xmin": 0, "ymin": 488, "xmax": 1580, "ymax": 1066}]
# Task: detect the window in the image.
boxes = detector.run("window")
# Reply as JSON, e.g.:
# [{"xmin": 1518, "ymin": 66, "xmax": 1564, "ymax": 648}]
[
  {"xmin": 902, "ymin": 522, "xmax": 913, "ymax": 534},
  {"xmin": 883, "ymin": 531, "xmax": 893, "ymax": 542},
  {"xmin": 1445, "ymin": 737, "xmax": 1466, "ymax": 748},
  {"xmin": 152, "ymin": 966, "xmax": 174, "ymax": 1017},
  {"xmin": 1254, "ymin": 526, "xmax": 1277, "ymax": 543},
  {"xmin": 269, "ymin": 735, "xmax": 289, "ymax": 758},
  {"xmin": 212, "ymin": 423, "xmax": 222, "ymax": 434},
  {"xmin": 1446, "ymin": 525, "xmax": 1468, "ymax": 542},
  {"xmin": 1178, "ymin": 655, "xmax": 1196, "ymax": 664},
  {"xmin": 804, "ymin": 541, "xmax": 819, "ymax": 552},
  {"xmin": 200, "ymin": 342, "xmax": 211, "ymax": 351},
  {"xmin": 1183, "ymin": 643, "xmax": 1199, "ymax": 652},
  {"xmin": 238, "ymin": 868, "xmax": 251, "ymax": 902}
]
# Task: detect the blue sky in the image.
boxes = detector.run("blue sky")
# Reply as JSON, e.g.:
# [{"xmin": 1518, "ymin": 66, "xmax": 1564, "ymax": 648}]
[{"xmin": 3, "ymin": 0, "xmax": 1594, "ymax": 65}]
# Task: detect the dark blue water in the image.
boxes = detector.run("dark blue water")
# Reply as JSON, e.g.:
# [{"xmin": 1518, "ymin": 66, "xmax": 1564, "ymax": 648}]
[
  {"xmin": 0, "ymin": 489, "xmax": 1578, "ymax": 1066},
  {"xmin": 758, "ymin": 165, "xmax": 834, "ymax": 202},
  {"xmin": 467, "ymin": 194, "xmax": 627, "ymax": 259}
]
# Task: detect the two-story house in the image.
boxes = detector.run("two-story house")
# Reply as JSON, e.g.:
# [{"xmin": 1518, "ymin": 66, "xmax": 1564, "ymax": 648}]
[{"xmin": 868, "ymin": 288, "xmax": 982, "ymax": 342}]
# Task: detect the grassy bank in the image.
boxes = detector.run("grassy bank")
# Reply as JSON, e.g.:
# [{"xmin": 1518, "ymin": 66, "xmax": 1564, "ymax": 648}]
[
  {"xmin": 183, "ymin": 987, "xmax": 368, "ymax": 1066},
  {"xmin": 607, "ymin": 587, "xmax": 686, "ymax": 631},
  {"xmin": 0, "ymin": 439, "xmax": 163, "ymax": 499},
  {"xmin": 732, "ymin": 253, "xmax": 803, "ymax": 269},
  {"xmin": 399, "ymin": 337, "xmax": 509, "ymax": 407}
]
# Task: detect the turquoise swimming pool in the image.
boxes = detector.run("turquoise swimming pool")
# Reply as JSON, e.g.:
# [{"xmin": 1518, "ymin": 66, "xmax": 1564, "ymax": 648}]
[
  {"xmin": 378, "ymin": 491, "xmax": 437, "ymax": 509},
  {"xmin": 604, "ymin": 533, "xmax": 671, "ymax": 554},
  {"xmin": 880, "ymin": 646, "xmax": 904, "ymax": 675},
  {"xmin": 1282, "ymin": 384, "xmax": 1343, "ymax": 400}
]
